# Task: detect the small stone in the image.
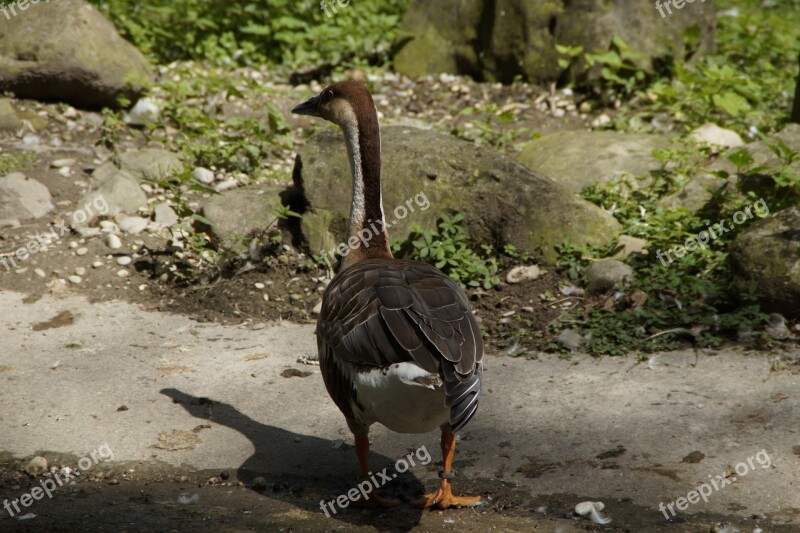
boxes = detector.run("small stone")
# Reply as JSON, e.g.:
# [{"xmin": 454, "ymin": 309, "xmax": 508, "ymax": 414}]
[
  {"xmin": 107, "ymin": 479, "xmax": 119, "ymax": 485},
  {"xmin": 116, "ymin": 269, "xmax": 129, "ymax": 278},
  {"xmin": 74, "ymin": 267, "xmax": 86, "ymax": 276},
  {"xmin": 251, "ymin": 476, "xmax": 267, "ymax": 491},
  {"xmin": 116, "ymin": 256, "xmax": 132, "ymax": 266},
  {"xmin": 584, "ymin": 259, "xmax": 633, "ymax": 295},
  {"xmin": 68, "ymin": 275, "xmax": 82, "ymax": 284},
  {"xmin": 154, "ymin": 203, "xmax": 179, "ymax": 227},
  {"xmin": 506, "ymin": 265, "xmax": 541, "ymax": 284},
  {"xmin": 312, "ymin": 301, "xmax": 322, "ymax": 315},
  {"xmin": 25, "ymin": 456, "xmax": 48, "ymax": 475},
  {"xmin": 34, "ymin": 268, "xmax": 45, "ymax": 278},
  {"xmin": 106, "ymin": 234, "xmax": 122, "ymax": 249},
  {"xmin": 557, "ymin": 329, "xmax": 583, "ymax": 352},
  {"xmin": 690, "ymin": 123, "xmax": 745, "ymax": 149},
  {"xmin": 214, "ymin": 178, "xmax": 239, "ymax": 192},
  {"xmin": 118, "ymin": 216, "xmax": 149, "ymax": 234},
  {"xmin": 75, "ymin": 247, "xmax": 88, "ymax": 256},
  {"xmin": 192, "ymin": 167, "xmax": 215, "ymax": 184},
  {"xmin": 262, "ymin": 294, "xmax": 269, "ymax": 302},
  {"xmin": 254, "ymin": 282, "xmax": 265, "ymax": 290},
  {"xmin": 124, "ymin": 97, "xmax": 160, "ymax": 126},
  {"xmin": 58, "ymin": 167, "xmax": 71, "ymax": 177},
  {"xmin": 51, "ymin": 158, "xmax": 76, "ymax": 168},
  {"xmin": 92, "ymin": 261, "xmax": 103, "ymax": 268}
]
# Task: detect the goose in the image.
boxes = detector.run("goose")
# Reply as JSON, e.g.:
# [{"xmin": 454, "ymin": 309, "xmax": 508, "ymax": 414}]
[{"xmin": 292, "ymin": 80, "xmax": 483, "ymax": 509}]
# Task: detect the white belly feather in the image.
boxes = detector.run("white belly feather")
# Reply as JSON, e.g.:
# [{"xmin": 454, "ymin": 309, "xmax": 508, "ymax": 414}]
[{"xmin": 351, "ymin": 362, "xmax": 449, "ymax": 434}]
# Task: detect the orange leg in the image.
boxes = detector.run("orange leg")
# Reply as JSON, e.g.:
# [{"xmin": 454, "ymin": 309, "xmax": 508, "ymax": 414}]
[
  {"xmin": 412, "ymin": 429, "xmax": 481, "ymax": 509},
  {"xmin": 350, "ymin": 434, "xmax": 401, "ymax": 509}
]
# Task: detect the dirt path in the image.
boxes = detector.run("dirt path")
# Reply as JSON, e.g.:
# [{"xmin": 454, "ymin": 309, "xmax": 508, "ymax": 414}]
[{"xmin": 1, "ymin": 289, "xmax": 798, "ymax": 531}]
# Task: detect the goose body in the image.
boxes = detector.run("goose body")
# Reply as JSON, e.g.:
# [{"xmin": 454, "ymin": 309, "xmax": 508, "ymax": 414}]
[{"xmin": 293, "ymin": 80, "xmax": 483, "ymax": 509}]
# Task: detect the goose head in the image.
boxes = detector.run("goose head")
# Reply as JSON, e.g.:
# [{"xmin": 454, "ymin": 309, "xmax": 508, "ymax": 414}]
[{"xmin": 291, "ymin": 80, "xmax": 377, "ymax": 130}]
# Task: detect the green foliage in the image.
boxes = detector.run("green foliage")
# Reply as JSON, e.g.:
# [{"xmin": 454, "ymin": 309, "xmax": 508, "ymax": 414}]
[
  {"xmin": 450, "ymin": 102, "xmax": 537, "ymax": 151},
  {"xmin": 640, "ymin": 0, "xmax": 800, "ymax": 135},
  {"xmin": 584, "ymin": 35, "xmax": 648, "ymax": 96},
  {"xmin": 564, "ymin": 137, "xmax": 775, "ymax": 355},
  {"xmin": 404, "ymin": 214, "xmax": 500, "ymax": 290},
  {"xmin": 88, "ymin": 0, "xmax": 409, "ymax": 68}
]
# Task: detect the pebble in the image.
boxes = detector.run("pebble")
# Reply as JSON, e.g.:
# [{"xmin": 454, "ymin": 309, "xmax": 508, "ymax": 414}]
[
  {"xmin": 92, "ymin": 261, "xmax": 103, "ymax": 268},
  {"xmin": 116, "ymin": 269, "xmax": 129, "ymax": 278},
  {"xmin": 254, "ymin": 282, "xmax": 265, "ymax": 289},
  {"xmin": 106, "ymin": 234, "xmax": 122, "ymax": 249},
  {"xmin": 214, "ymin": 178, "xmax": 239, "ymax": 192},
  {"xmin": 557, "ymin": 329, "xmax": 583, "ymax": 352},
  {"xmin": 34, "ymin": 268, "xmax": 46, "ymax": 278},
  {"xmin": 68, "ymin": 275, "xmax": 82, "ymax": 284},
  {"xmin": 99, "ymin": 220, "xmax": 119, "ymax": 233},
  {"xmin": 154, "ymin": 203, "xmax": 179, "ymax": 227},
  {"xmin": 192, "ymin": 167, "xmax": 215, "ymax": 184},
  {"xmin": 75, "ymin": 247, "xmax": 88, "ymax": 256},
  {"xmin": 251, "ymin": 476, "xmax": 267, "ymax": 491},
  {"xmin": 262, "ymin": 294, "xmax": 269, "ymax": 302},
  {"xmin": 116, "ymin": 256, "xmax": 132, "ymax": 266},
  {"xmin": 50, "ymin": 159, "xmax": 76, "ymax": 168},
  {"xmin": 124, "ymin": 97, "xmax": 160, "ymax": 126},
  {"xmin": 312, "ymin": 301, "xmax": 322, "ymax": 315},
  {"xmin": 74, "ymin": 267, "xmax": 86, "ymax": 276},
  {"xmin": 506, "ymin": 265, "xmax": 541, "ymax": 284},
  {"xmin": 118, "ymin": 216, "xmax": 149, "ymax": 234},
  {"xmin": 25, "ymin": 456, "xmax": 48, "ymax": 476},
  {"xmin": 58, "ymin": 167, "xmax": 71, "ymax": 177}
]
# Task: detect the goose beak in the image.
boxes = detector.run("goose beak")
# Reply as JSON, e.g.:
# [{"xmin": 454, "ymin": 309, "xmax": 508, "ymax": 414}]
[{"xmin": 292, "ymin": 95, "xmax": 321, "ymax": 117}]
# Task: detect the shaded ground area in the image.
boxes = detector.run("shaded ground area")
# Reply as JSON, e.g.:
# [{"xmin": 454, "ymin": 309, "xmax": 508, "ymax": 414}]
[{"xmin": 1, "ymin": 290, "xmax": 798, "ymax": 531}]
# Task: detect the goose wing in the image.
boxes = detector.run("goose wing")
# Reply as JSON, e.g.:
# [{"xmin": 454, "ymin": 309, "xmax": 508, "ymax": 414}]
[{"xmin": 317, "ymin": 258, "xmax": 483, "ymax": 431}]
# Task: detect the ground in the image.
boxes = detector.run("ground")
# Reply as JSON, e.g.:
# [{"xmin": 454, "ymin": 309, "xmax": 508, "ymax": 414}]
[{"xmin": 1, "ymin": 289, "xmax": 799, "ymax": 532}]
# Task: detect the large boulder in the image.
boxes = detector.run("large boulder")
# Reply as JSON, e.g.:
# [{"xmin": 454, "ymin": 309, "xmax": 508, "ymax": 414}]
[
  {"xmin": 295, "ymin": 126, "xmax": 620, "ymax": 264},
  {"xmin": 730, "ymin": 206, "xmax": 800, "ymax": 318},
  {"xmin": 516, "ymin": 130, "xmax": 669, "ymax": 194},
  {"xmin": 394, "ymin": 0, "xmax": 715, "ymax": 83},
  {"xmin": 0, "ymin": 0, "xmax": 152, "ymax": 109}
]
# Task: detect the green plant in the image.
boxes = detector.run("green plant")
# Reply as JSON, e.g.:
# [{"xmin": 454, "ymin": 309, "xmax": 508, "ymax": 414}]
[
  {"xmin": 450, "ymin": 102, "xmax": 537, "ymax": 151},
  {"xmin": 584, "ymin": 35, "xmax": 649, "ymax": 97},
  {"xmin": 404, "ymin": 214, "xmax": 500, "ymax": 289},
  {"xmin": 89, "ymin": 0, "xmax": 409, "ymax": 69}
]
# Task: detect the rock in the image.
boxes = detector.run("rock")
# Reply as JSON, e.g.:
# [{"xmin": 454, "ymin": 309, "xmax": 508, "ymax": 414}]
[
  {"xmin": 0, "ymin": 98, "xmax": 20, "ymax": 131},
  {"xmin": 612, "ymin": 235, "xmax": 647, "ymax": 258},
  {"xmin": 312, "ymin": 300, "xmax": 323, "ymax": 315},
  {"xmin": 154, "ymin": 203, "xmax": 179, "ymax": 227},
  {"xmin": 690, "ymin": 123, "xmax": 744, "ymax": 149},
  {"xmin": 658, "ymin": 172, "xmax": 737, "ymax": 213},
  {"xmin": 251, "ymin": 476, "xmax": 267, "ymax": 491},
  {"xmin": 68, "ymin": 275, "xmax": 82, "ymax": 284},
  {"xmin": 0, "ymin": 0, "xmax": 152, "ymax": 109},
  {"xmin": 505, "ymin": 265, "xmax": 541, "ymax": 284},
  {"xmin": 584, "ymin": 259, "xmax": 633, "ymax": 294},
  {"xmin": 124, "ymin": 97, "xmax": 160, "ymax": 126},
  {"xmin": 764, "ymin": 313, "xmax": 789, "ymax": 340},
  {"xmin": 75, "ymin": 247, "xmax": 88, "ymax": 256},
  {"xmin": 118, "ymin": 216, "xmax": 149, "ymax": 234},
  {"xmin": 201, "ymin": 184, "xmax": 289, "ymax": 245},
  {"xmin": 712, "ymin": 124, "xmax": 800, "ymax": 179},
  {"xmin": 25, "ymin": 456, "xmax": 48, "ymax": 475},
  {"xmin": 556, "ymin": 329, "xmax": 583, "ymax": 352},
  {"xmin": 730, "ymin": 206, "xmax": 800, "ymax": 318},
  {"xmin": 191, "ymin": 167, "xmax": 215, "ymax": 185},
  {"xmin": 516, "ymin": 131, "xmax": 669, "ymax": 194},
  {"xmin": 79, "ymin": 171, "xmax": 147, "ymax": 222},
  {"xmin": 394, "ymin": 0, "xmax": 714, "ymax": 83},
  {"xmin": 116, "ymin": 256, "xmax": 132, "ymax": 266},
  {"xmin": 296, "ymin": 126, "xmax": 620, "ymax": 264},
  {"xmin": 51, "ymin": 158, "xmax": 76, "ymax": 169},
  {"xmin": 116, "ymin": 269, "xmax": 129, "ymax": 278},
  {"xmin": 0, "ymin": 173, "xmax": 54, "ymax": 220},
  {"xmin": 118, "ymin": 148, "xmax": 183, "ymax": 182},
  {"xmin": 106, "ymin": 234, "xmax": 122, "ymax": 249}
]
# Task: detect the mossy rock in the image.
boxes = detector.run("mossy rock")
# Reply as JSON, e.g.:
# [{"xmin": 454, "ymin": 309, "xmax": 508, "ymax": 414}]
[
  {"xmin": 0, "ymin": 0, "xmax": 153, "ymax": 109},
  {"xmin": 730, "ymin": 206, "xmax": 800, "ymax": 318},
  {"xmin": 295, "ymin": 125, "xmax": 620, "ymax": 264}
]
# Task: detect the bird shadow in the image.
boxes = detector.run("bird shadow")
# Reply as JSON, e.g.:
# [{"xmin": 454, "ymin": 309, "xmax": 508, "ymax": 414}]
[{"xmin": 160, "ymin": 388, "xmax": 425, "ymax": 531}]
